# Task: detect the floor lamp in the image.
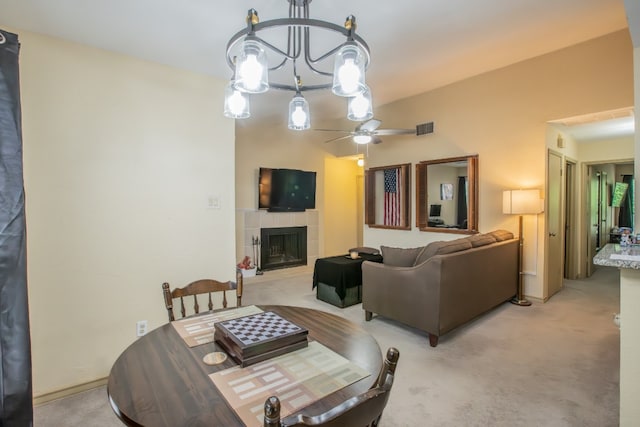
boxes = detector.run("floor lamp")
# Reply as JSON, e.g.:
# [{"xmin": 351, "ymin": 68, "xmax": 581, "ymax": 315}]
[{"xmin": 503, "ymin": 189, "xmax": 543, "ymax": 306}]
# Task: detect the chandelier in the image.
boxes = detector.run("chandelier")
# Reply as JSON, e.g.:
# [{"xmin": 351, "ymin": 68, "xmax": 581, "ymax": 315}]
[{"xmin": 223, "ymin": 0, "xmax": 373, "ymax": 130}]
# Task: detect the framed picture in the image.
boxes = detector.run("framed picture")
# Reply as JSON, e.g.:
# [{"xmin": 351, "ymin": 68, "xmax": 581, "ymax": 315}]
[{"xmin": 440, "ymin": 183, "xmax": 453, "ymax": 200}]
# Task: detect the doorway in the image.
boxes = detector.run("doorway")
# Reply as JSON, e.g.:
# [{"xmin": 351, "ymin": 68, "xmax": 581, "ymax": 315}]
[
  {"xmin": 585, "ymin": 161, "xmax": 634, "ymax": 277},
  {"xmin": 547, "ymin": 107, "xmax": 635, "ymax": 287},
  {"xmin": 546, "ymin": 151, "xmax": 578, "ymax": 296}
]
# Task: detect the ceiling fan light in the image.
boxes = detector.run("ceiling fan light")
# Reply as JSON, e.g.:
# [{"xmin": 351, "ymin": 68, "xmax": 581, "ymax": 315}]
[
  {"xmin": 235, "ymin": 39, "xmax": 269, "ymax": 94},
  {"xmin": 332, "ymin": 43, "xmax": 366, "ymax": 97},
  {"xmin": 288, "ymin": 93, "xmax": 310, "ymax": 131},
  {"xmin": 223, "ymin": 81, "xmax": 250, "ymax": 119},
  {"xmin": 347, "ymin": 86, "xmax": 373, "ymax": 121},
  {"xmin": 353, "ymin": 134, "xmax": 372, "ymax": 144}
]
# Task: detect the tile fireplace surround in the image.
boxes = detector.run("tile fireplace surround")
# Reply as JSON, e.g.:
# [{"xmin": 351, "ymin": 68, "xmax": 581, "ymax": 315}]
[{"xmin": 237, "ymin": 209, "xmax": 319, "ymax": 269}]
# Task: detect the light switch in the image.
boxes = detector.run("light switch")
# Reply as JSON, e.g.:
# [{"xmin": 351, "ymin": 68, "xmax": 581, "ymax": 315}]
[{"xmin": 208, "ymin": 195, "xmax": 221, "ymax": 209}]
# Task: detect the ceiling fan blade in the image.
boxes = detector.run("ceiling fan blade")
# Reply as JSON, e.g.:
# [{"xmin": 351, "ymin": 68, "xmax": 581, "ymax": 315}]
[
  {"xmin": 356, "ymin": 119, "xmax": 381, "ymax": 132},
  {"xmin": 374, "ymin": 128, "xmax": 416, "ymax": 136},
  {"xmin": 313, "ymin": 128, "xmax": 351, "ymax": 133},
  {"xmin": 371, "ymin": 136, "xmax": 383, "ymax": 144},
  {"xmin": 324, "ymin": 134, "xmax": 353, "ymax": 143}
]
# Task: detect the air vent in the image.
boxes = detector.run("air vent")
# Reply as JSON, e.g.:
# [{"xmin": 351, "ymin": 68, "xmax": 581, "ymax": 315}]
[{"xmin": 416, "ymin": 122, "xmax": 434, "ymax": 136}]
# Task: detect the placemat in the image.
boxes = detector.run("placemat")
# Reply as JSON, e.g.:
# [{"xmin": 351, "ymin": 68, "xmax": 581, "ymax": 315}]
[
  {"xmin": 171, "ymin": 305, "xmax": 263, "ymax": 347},
  {"xmin": 210, "ymin": 341, "xmax": 370, "ymax": 427}
]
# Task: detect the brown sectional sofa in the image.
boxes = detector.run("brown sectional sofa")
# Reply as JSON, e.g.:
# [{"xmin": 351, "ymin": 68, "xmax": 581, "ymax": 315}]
[{"xmin": 362, "ymin": 230, "xmax": 518, "ymax": 347}]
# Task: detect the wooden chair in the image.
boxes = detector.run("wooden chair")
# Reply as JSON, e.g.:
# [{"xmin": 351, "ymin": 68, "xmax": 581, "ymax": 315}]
[
  {"xmin": 162, "ymin": 269, "xmax": 243, "ymax": 322},
  {"xmin": 263, "ymin": 347, "xmax": 400, "ymax": 427}
]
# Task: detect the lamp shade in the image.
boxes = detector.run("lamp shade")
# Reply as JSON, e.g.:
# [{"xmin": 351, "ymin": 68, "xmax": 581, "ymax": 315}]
[
  {"xmin": 234, "ymin": 39, "xmax": 269, "ymax": 94},
  {"xmin": 503, "ymin": 189, "xmax": 543, "ymax": 214},
  {"xmin": 288, "ymin": 93, "xmax": 310, "ymax": 130},
  {"xmin": 223, "ymin": 81, "xmax": 250, "ymax": 119},
  {"xmin": 332, "ymin": 43, "xmax": 366, "ymax": 97},
  {"xmin": 347, "ymin": 85, "xmax": 373, "ymax": 121}
]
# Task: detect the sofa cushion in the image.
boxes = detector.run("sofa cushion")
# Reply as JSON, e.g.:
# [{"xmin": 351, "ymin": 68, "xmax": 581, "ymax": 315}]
[
  {"xmin": 381, "ymin": 245, "xmax": 425, "ymax": 267},
  {"xmin": 467, "ymin": 233, "xmax": 497, "ymax": 247},
  {"xmin": 488, "ymin": 229, "xmax": 515, "ymax": 241},
  {"xmin": 413, "ymin": 238, "xmax": 473, "ymax": 265},
  {"xmin": 436, "ymin": 238, "xmax": 473, "ymax": 255}
]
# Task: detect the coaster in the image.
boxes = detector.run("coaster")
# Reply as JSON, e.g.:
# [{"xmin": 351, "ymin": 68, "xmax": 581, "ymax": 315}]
[{"xmin": 203, "ymin": 352, "xmax": 227, "ymax": 365}]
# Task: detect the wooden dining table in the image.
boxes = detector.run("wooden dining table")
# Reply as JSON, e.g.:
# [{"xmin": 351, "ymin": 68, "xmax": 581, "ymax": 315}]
[{"xmin": 107, "ymin": 305, "xmax": 383, "ymax": 426}]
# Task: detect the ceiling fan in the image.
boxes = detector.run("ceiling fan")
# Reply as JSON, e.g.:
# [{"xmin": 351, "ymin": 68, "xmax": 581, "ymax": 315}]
[{"xmin": 314, "ymin": 119, "xmax": 418, "ymax": 145}]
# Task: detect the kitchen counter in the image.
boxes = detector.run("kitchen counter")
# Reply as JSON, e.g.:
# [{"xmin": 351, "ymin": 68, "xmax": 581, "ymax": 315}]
[{"xmin": 594, "ymin": 243, "xmax": 640, "ymax": 269}]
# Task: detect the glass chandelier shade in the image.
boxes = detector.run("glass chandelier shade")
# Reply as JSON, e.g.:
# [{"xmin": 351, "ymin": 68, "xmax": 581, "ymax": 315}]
[
  {"xmin": 347, "ymin": 85, "xmax": 373, "ymax": 121},
  {"xmin": 332, "ymin": 43, "xmax": 367, "ymax": 97},
  {"xmin": 288, "ymin": 93, "xmax": 310, "ymax": 130},
  {"xmin": 234, "ymin": 39, "xmax": 269, "ymax": 94},
  {"xmin": 223, "ymin": 81, "xmax": 251, "ymax": 119}
]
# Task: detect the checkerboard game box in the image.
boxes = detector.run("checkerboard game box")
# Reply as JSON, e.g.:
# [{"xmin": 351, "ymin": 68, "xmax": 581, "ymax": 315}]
[{"xmin": 214, "ymin": 311, "xmax": 309, "ymax": 367}]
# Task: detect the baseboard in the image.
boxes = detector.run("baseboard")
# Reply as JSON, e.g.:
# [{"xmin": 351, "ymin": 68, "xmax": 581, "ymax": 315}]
[{"xmin": 33, "ymin": 377, "xmax": 107, "ymax": 406}]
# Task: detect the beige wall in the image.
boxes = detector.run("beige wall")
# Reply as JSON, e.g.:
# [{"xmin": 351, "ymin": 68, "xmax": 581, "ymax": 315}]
[
  {"xmin": 578, "ymin": 136, "xmax": 634, "ymax": 163},
  {"xmin": 323, "ymin": 157, "xmax": 362, "ymax": 256},
  {"xmin": 17, "ymin": 30, "xmax": 236, "ymax": 396}
]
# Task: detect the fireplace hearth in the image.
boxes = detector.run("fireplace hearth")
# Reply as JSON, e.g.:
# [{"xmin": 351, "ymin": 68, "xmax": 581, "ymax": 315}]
[{"xmin": 260, "ymin": 226, "xmax": 307, "ymax": 271}]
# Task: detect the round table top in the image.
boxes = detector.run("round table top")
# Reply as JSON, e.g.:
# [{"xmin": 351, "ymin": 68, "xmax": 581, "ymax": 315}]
[{"xmin": 107, "ymin": 304, "xmax": 382, "ymax": 426}]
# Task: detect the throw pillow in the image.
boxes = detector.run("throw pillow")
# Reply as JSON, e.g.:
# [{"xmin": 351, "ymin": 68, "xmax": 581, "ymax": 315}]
[
  {"xmin": 381, "ymin": 245, "xmax": 425, "ymax": 267},
  {"xmin": 488, "ymin": 229, "xmax": 514, "ymax": 241},
  {"xmin": 413, "ymin": 241, "xmax": 444, "ymax": 265},
  {"xmin": 467, "ymin": 234, "xmax": 497, "ymax": 247},
  {"xmin": 413, "ymin": 238, "xmax": 473, "ymax": 265}
]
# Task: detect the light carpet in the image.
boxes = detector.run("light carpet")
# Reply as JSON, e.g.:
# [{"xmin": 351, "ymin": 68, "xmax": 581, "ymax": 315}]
[{"xmin": 34, "ymin": 265, "xmax": 620, "ymax": 426}]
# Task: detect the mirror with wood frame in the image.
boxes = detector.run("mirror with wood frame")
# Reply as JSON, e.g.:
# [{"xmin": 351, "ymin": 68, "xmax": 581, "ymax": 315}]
[
  {"xmin": 364, "ymin": 163, "xmax": 411, "ymax": 230},
  {"xmin": 416, "ymin": 155, "xmax": 478, "ymax": 234}
]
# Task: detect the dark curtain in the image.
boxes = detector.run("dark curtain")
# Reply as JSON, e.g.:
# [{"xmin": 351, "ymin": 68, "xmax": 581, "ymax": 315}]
[
  {"xmin": 456, "ymin": 176, "xmax": 467, "ymax": 227},
  {"xmin": 0, "ymin": 29, "xmax": 33, "ymax": 426},
  {"xmin": 619, "ymin": 174, "xmax": 634, "ymax": 229}
]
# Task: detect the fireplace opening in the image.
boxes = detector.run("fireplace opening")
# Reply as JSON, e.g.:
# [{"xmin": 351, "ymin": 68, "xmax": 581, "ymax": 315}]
[{"xmin": 260, "ymin": 226, "xmax": 307, "ymax": 271}]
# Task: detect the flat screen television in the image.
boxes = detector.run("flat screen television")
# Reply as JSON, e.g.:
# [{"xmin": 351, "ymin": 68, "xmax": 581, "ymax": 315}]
[
  {"xmin": 611, "ymin": 182, "xmax": 629, "ymax": 207},
  {"xmin": 259, "ymin": 167, "xmax": 316, "ymax": 212}
]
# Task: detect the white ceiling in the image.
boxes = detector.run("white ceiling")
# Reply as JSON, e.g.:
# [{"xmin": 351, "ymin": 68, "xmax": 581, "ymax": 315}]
[{"xmin": 0, "ymin": 0, "xmax": 632, "ymax": 134}]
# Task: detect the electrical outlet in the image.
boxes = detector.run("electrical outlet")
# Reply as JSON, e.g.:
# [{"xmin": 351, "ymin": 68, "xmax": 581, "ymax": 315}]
[{"xmin": 136, "ymin": 320, "xmax": 148, "ymax": 337}]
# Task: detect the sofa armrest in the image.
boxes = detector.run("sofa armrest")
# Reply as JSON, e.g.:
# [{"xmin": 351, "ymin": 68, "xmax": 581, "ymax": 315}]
[{"xmin": 361, "ymin": 260, "xmax": 442, "ymax": 334}]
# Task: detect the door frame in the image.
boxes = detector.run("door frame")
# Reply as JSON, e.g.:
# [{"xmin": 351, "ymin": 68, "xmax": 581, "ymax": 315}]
[{"xmin": 564, "ymin": 157, "xmax": 578, "ymax": 279}]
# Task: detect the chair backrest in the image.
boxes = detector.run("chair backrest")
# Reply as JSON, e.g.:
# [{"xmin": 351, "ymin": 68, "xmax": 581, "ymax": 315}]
[
  {"xmin": 264, "ymin": 347, "xmax": 400, "ymax": 427},
  {"xmin": 162, "ymin": 269, "xmax": 243, "ymax": 322}
]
